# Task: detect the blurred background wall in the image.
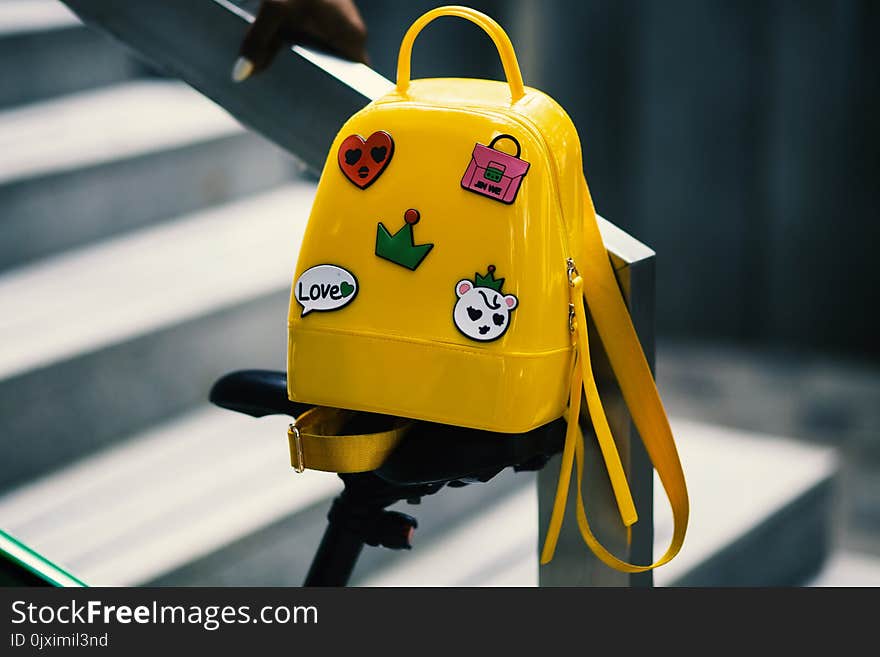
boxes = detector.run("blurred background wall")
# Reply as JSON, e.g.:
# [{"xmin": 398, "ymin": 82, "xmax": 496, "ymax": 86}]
[{"xmin": 359, "ymin": 0, "xmax": 879, "ymax": 359}]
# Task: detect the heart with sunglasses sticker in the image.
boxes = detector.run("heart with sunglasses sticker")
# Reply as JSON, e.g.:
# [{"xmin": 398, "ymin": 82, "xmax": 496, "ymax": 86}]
[{"xmin": 337, "ymin": 131, "xmax": 394, "ymax": 189}]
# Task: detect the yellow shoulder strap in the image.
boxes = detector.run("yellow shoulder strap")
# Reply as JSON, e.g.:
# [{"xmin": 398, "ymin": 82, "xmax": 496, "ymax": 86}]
[{"xmin": 541, "ymin": 183, "xmax": 689, "ymax": 573}]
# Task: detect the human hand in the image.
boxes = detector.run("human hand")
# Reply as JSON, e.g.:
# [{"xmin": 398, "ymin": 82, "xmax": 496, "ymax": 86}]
[{"xmin": 232, "ymin": 0, "xmax": 368, "ymax": 82}]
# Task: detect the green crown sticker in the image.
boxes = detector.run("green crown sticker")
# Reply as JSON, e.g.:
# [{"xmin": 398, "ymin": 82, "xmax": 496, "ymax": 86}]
[{"xmin": 375, "ymin": 209, "xmax": 434, "ymax": 271}]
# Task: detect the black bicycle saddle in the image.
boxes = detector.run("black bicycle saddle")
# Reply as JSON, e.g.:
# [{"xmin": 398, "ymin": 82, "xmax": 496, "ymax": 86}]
[
  {"xmin": 210, "ymin": 369, "xmax": 309, "ymax": 418},
  {"xmin": 210, "ymin": 370, "xmax": 565, "ymax": 486}
]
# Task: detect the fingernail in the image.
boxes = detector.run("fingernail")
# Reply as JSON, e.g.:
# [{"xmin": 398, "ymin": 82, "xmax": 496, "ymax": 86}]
[{"xmin": 231, "ymin": 57, "xmax": 254, "ymax": 82}]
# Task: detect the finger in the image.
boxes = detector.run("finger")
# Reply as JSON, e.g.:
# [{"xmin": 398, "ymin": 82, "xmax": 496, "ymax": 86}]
[
  {"xmin": 303, "ymin": 0, "xmax": 369, "ymax": 64},
  {"xmin": 234, "ymin": 0, "xmax": 304, "ymax": 80}
]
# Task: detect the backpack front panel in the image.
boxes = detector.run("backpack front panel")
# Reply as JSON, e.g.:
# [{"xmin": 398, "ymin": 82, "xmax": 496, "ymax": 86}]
[{"xmin": 287, "ymin": 97, "xmax": 573, "ymax": 432}]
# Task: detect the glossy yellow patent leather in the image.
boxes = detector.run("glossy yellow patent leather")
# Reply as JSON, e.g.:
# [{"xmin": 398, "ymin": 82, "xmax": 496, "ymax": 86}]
[{"xmin": 286, "ymin": 5, "xmax": 688, "ymax": 572}]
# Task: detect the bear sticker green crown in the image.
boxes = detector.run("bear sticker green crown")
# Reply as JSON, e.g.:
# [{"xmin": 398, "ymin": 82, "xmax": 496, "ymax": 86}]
[{"xmin": 474, "ymin": 265, "xmax": 504, "ymax": 291}]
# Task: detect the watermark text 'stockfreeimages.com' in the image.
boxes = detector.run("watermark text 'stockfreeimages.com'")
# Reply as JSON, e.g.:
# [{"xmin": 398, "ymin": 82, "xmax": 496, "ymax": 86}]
[{"xmin": 9, "ymin": 599, "xmax": 317, "ymax": 649}]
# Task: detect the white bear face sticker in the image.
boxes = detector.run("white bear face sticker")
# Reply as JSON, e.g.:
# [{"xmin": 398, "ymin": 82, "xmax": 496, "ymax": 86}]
[{"xmin": 453, "ymin": 266, "xmax": 518, "ymax": 342}]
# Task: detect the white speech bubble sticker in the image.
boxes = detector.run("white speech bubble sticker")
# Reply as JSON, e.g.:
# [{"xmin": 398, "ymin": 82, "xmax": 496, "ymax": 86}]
[{"xmin": 295, "ymin": 264, "xmax": 358, "ymax": 316}]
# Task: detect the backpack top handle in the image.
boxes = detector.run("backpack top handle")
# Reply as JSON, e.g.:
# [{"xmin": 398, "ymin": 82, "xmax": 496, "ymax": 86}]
[{"xmin": 395, "ymin": 5, "xmax": 526, "ymax": 103}]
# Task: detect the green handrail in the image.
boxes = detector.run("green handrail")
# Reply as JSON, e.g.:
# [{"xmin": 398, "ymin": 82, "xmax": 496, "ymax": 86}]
[{"xmin": 0, "ymin": 529, "xmax": 86, "ymax": 587}]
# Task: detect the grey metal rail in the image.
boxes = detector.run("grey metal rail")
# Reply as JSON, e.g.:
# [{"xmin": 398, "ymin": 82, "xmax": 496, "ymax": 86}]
[
  {"xmin": 60, "ymin": 0, "xmax": 655, "ymax": 587},
  {"xmin": 61, "ymin": 0, "xmax": 392, "ymax": 173}
]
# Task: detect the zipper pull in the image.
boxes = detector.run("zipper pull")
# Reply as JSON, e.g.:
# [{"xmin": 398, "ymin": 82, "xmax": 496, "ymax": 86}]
[
  {"xmin": 566, "ymin": 257, "xmax": 579, "ymax": 287},
  {"xmin": 567, "ymin": 258, "xmax": 580, "ymax": 333}
]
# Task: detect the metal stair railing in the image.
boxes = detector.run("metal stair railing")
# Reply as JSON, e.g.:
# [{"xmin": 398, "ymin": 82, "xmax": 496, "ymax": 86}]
[
  {"xmin": 0, "ymin": 529, "xmax": 86, "ymax": 587},
  {"xmin": 59, "ymin": 0, "xmax": 656, "ymax": 587}
]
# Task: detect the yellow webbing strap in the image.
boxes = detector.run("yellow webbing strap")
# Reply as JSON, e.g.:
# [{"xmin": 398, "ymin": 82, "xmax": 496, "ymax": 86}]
[
  {"xmin": 287, "ymin": 407, "xmax": 411, "ymax": 473},
  {"xmin": 540, "ymin": 274, "xmax": 637, "ymax": 564},
  {"xmin": 541, "ymin": 186, "xmax": 689, "ymax": 572}
]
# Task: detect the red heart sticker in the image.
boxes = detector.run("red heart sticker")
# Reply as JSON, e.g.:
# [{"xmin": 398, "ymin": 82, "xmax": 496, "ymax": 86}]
[{"xmin": 337, "ymin": 131, "xmax": 394, "ymax": 189}]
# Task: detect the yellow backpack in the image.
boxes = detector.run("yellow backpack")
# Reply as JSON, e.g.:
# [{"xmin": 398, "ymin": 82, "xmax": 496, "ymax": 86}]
[{"xmin": 286, "ymin": 5, "xmax": 688, "ymax": 572}]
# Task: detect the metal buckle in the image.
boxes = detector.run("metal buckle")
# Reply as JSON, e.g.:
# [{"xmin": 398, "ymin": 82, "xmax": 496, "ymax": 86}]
[
  {"xmin": 288, "ymin": 423, "xmax": 305, "ymax": 473},
  {"xmin": 566, "ymin": 258, "xmax": 579, "ymax": 287}
]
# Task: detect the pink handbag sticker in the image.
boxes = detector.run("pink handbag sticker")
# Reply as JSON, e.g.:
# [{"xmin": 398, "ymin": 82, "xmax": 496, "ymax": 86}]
[{"xmin": 460, "ymin": 134, "xmax": 530, "ymax": 204}]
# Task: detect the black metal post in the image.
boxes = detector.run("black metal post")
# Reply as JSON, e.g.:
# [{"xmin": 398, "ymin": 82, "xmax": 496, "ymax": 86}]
[
  {"xmin": 303, "ymin": 499, "xmax": 366, "ymax": 587},
  {"xmin": 303, "ymin": 473, "xmax": 423, "ymax": 586}
]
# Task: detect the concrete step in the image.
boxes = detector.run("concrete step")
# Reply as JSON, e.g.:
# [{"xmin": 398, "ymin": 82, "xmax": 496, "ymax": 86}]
[
  {"xmin": 0, "ymin": 80, "xmax": 302, "ymax": 270},
  {"xmin": 0, "ymin": 416, "xmax": 838, "ymax": 586},
  {"xmin": 0, "ymin": 401, "xmax": 532, "ymax": 587},
  {"xmin": 0, "ymin": 406, "xmax": 341, "ymax": 586},
  {"xmin": 807, "ymin": 549, "xmax": 880, "ymax": 586},
  {"xmin": 0, "ymin": 1, "xmax": 143, "ymax": 108},
  {"xmin": 653, "ymin": 419, "xmax": 837, "ymax": 586},
  {"xmin": 355, "ymin": 484, "xmax": 537, "ymax": 587},
  {"xmin": 150, "ymin": 462, "xmax": 533, "ymax": 587},
  {"xmin": 0, "ymin": 182, "xmax": 315, "ymax": 491},
  {"xmin": 359, "ymin": 418, "xmax": 839, "ymax": 586}
]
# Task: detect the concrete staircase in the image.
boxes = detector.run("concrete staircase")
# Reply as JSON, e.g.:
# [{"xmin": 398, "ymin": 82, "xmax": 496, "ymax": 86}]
[
  {"xmin": 0, "ymin": 0, "xmax": 140, "ymax": 109},
  {"xmin": 0, "ymin": 1, "xmax": 843, "ymax": 587}
]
